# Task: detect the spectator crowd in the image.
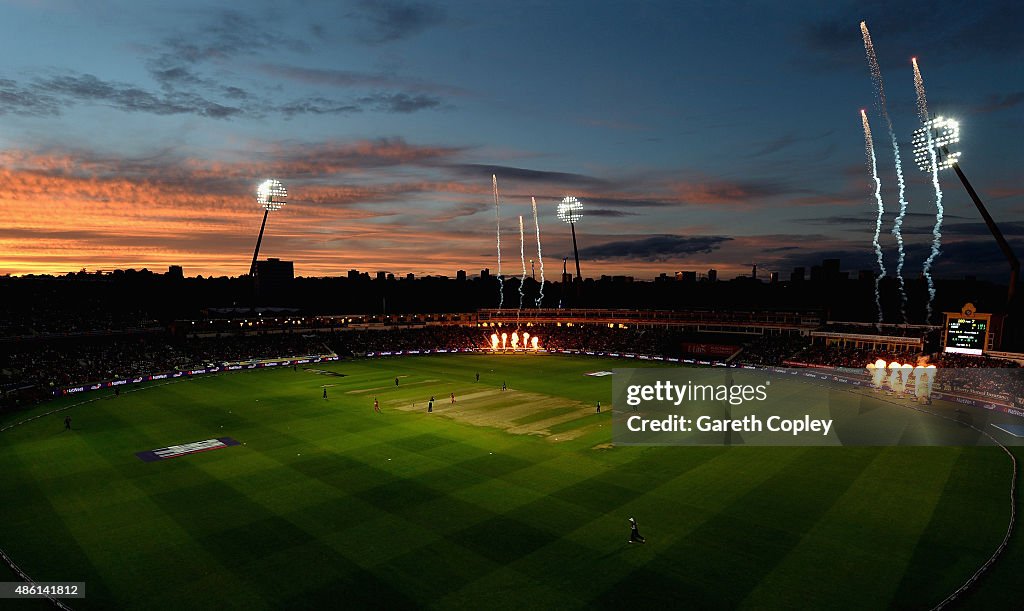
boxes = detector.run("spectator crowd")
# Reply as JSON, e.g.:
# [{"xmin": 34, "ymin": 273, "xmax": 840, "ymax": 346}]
[{"xmin": 2, "ymin": 321, "xmax": 1020, "ymax": 412}]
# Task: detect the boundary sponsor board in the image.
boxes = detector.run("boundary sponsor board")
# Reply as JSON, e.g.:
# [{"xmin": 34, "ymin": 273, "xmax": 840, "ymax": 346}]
[
  {"xmin": 136, "ymin": 437, "xmax": 240, "ymax": 462},
  {"xmin": 56, "ymin": 355, "xmax": 339, "ymax": 397}
]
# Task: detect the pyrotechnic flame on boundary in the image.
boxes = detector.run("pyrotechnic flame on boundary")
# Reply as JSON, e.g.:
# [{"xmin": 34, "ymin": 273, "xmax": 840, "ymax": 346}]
[
  {"xmin": 531, "ymin": 197, "xmax": 545, "ymax": 306},
  {"xmin": 492, "ymin": 175, "xmax": 504, "ymax": 309},
  {"xmin": 518, "ymin": 215, "xmax": 527, "ymax": 311},
  {"xmin": 867, "ymin": 358, "xmax": 936, "ymax": 399},
  {"xmin": 913, "ymin": 58, "xmax": 944, "ymax": 322},
  {"xmin": 861, "ymin": 110, "xmax": 887, "ymax": 325},
  {"xmin": 862, "ymin": 21, "xmax": 910, "ymax": 323},
  {"xmin": 484, "ymin": 328, "xmax": 541, "ymax": 352}
]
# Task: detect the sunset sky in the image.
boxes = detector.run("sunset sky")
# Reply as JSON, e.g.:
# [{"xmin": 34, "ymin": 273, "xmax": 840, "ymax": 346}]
[{"xmin": 0, "ymin": 0, "xmax": 1021, "ymax": 280}]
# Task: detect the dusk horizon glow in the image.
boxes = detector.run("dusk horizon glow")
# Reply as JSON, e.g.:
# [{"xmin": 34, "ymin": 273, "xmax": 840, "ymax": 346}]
[{"xmin": 1, "ymin": 0, "xmax": 1021, "ymax": 281}]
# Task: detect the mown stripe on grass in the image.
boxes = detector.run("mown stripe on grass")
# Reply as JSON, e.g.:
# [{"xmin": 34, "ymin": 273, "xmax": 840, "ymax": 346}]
[
  {"xmin": 888, "ymin": 447, "xmax": 1013, "ymax": 609},
  {"xmin": 739, "ymin": 447, "xmax": 963, "ymax": 609},
  {"xmin": 511, "ymin": 406, "xmax": 580, "ymax": 426},
  {"xmin": 0, "ymin": 449, "xmax": 107, "ymax": 599},
  {"xmin": 596, "ymin": 448, "xmax": 878, "ymax": 607}
]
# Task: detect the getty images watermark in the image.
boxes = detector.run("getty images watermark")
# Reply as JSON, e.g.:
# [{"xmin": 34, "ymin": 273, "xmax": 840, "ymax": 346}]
[
  {"xmin": 611, "ymin": 367, "xmax": 1024, "ymax": 447},
  {"xmin": 622, "ymin": 377, "xmax": 832, "ymax": 437}
]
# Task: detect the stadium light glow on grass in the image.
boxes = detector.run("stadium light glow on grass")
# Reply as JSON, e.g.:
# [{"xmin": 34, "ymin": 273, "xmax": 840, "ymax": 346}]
[{"xmin": 912, "ymin": 116, "xmax": 960, "ymax": 171}]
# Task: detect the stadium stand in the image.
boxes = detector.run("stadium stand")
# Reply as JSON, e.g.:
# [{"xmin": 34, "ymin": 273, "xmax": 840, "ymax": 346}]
[{"xmin": 3, "ymin": 311, "xmax": 1021, "ymax": 412}]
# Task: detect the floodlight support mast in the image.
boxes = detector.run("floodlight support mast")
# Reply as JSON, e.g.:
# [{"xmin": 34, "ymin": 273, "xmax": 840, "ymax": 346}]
[
  {"xmin": 570, "ymin": 221, "xmax": 581, "ymax": 281},
  {"xmin": 249, "ymin": 209, "xmax": 269, "ymax": 277},
  {"xmin": 951, "ymin": 161, "xmax": 1019, "ymax": 306}
]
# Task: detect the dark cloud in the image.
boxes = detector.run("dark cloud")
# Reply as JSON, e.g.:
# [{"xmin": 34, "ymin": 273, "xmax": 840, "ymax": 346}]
[
  {"xmin": 222, "ymin": 86, "xmax": 250, "ymax": 100},
  {"xmin": 116, "ymin": 9, "xmax": 444, "ymax": 119},
  {"xmin": 586, "ymin": 209, "xmax": 640, "ymax": 218},
  {"xmin": 147, "ymin": 65, "xmax": 208, "ymax": 89},
  {"xmin": 795, "ymin": 212, "xmax": 970, "ymax": 226},
  {"xmin": 258, "ymin": 63, "xmax": 465, "ymax": 96},
  {"xmin": 4, "ymin": 70, "xmax": 443, "ymax": 120},
  {"xmin": 359, "ymin": 92, "xmax": 443, "ymax": 113},
  {"xmin": 34, "ymin": 73, "xmax": 245, "ymax": 118},
  {"xmin": 143, "ymin": 9, "xmax": 309, "ymax": 95},
  {"xmin": 277, "ymin": 97, "xmax": 363, "ymax": 117},
  {"xmin": 900, "ymin": 221, "xmax": 1024, "ymax": 237},
  {"xmin": 0, "ymin": 78, "xmax": 61, "ymax": 116},
  {"xmin": 745, "ymin": 130, "xmax": 836, "ymax": 159},
  {"xmin": 153, "ymin": 9, "xmax": 308, "ymax": 68},
  {"xmin": 973, "ymin": 91, "xmax": 1024, "ymax": 114},
  {"xmin": 447, "ymin": 164, "xmax": 609, "ymax": 188},
  {"xmin": 351, "ymin": 0, "xmax": 446, "ymax": 44},
  {"xmin": 278, "ymin": 91, "xmax": 442, "ymax": 117},
  {"xmin": 0, "ymin": 6, "xmax": 451, "ymax": 121},
  {"xmin": 579, "ymin": 235, "xmax": 732, "ymax": 262},
  {"xmin": 580, "ymin": 196, "xmax": 678, "ymax": 208}
]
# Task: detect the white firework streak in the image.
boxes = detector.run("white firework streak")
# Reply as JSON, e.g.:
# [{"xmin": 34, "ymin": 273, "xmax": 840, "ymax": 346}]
[
  {"xmin": 921, "ymin": 124, "xmax": 944, "ymax": 322},
  {"xmin": 861, "ymin": 110, "xmax": 887, "ymax": 325},
  {"xmin": 492, "ymin": 174, "xmax": 504, "ymax": 308},
  {"xmin": 531, "ymin": 197, "xmax": 546, "ymax": 306},
  {"xmin": 862, "ymin": 21, "xmax": 909, "ymax": 323},
  {"xmin": 518, "ymin": 215, "xmax": 527, "ymax": 311},
  {"xmin": 914, "ymin": 58, "xmax": 943, "ymax": 322}
]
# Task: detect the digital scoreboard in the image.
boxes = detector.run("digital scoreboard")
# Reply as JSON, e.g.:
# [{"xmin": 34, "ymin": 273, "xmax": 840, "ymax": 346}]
[
  {"xmin": 943, "ymin": 303, "xmax": 992, "ymax": 356},
  {"xmin": 945, "ymin": 318, "xmax": 987, "ymax": 355}
]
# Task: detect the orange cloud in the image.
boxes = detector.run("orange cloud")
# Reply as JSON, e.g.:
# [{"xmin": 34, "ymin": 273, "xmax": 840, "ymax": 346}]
[{"xmin": 0, "ymin": 143, "xmax": 812, "ymax": 279}]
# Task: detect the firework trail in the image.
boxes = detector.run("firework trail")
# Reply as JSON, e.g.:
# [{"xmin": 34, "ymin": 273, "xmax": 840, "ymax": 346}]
[
  {"xmin": 914, "ymin": 58, "xmax": 944, "ymax": 321},
  {"xmin": 492, "ymin": 175, "xmax": 504, "ymax": 308},
  {"xmin": 531, "ymin": 197, "xmax": 546, "ymax": 306},
  {"xmin": 861, "ymin": 110, "xmax": 887, "ymax": 324},
  {"xmin": 912, "ymin": 57, "xmax": 929, "ymax": 121},
  {"xmin": 518, "ymin": 215, "xmax": 527, "ymax": 311},
  {"xmin": 861, "ymin": 21, "xmax": 909, "ymax": 322}
]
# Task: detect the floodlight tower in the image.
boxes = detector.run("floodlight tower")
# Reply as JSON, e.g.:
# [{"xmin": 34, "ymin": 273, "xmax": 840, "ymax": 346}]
[
  {"xmin": 556, "ymin": 196, "xmax": 584, "ymax": 282},
  {"xmin": 913, "ymin": 117, "xmax": 1019, "ymax": 305},
  {"xmin": 249, "ymin": 179, "xmax": 288, "ymax": 277}
]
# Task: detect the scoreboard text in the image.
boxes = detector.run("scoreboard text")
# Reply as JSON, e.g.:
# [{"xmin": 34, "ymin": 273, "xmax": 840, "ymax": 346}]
[{"xmin": 945, "ymin": 318, "xmax": 987, "ymax": 355}]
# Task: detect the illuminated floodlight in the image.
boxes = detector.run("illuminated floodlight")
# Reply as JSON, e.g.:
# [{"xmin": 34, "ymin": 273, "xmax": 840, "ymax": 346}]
[
  {"xmin": 249, "ymin": 178, "xmax": 288, "ymax": 276},
  {"xmin": 912, "ymin": 116, "xmax": 961, "ymax": 172},
  {"xmin": 257, "ymin": 179, "xmax": 288, "ymax": 211},
  {"xmin": 556, "ymin": 196, "xmax": 584, "ymax": 224},
  {"xmin": 556, "ymin": 196, "xmax": 584, "ymax": 283}
]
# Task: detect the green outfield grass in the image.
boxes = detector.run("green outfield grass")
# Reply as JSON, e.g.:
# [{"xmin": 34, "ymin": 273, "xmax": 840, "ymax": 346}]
[{"xmin": 0, "ymin": 355, "xmax": 1017, "ymax": 609}]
